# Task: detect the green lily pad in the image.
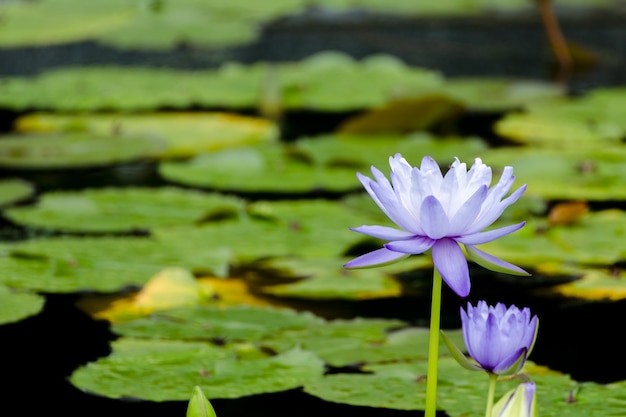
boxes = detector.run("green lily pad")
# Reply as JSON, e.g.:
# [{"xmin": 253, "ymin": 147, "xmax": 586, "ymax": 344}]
[
  {"xmin": 0, "ymin": 285, "xmax": 45, "ymax": 324},
  {"xmin": 494, "ymin": 87, "xmax": 626, "ymax": 147},
  {"xmin": 0, "ymin": 132, "xmax": 166, "ymax": 170},
  {"xmin": 70, "ymin": 341, "xmax": 325, "ymax": 401},
  {"xmin": 3, "ymin": 187, "xmax": 245, "ymax": 233},
  {"xmin": 159, "ymin": 134, "xmax": 488, "ymax": 194},
  {"xmin": 111, "ymin": 305, "xmax": 323, "ymax": 342},
  {"xmin": 0, "ymin": 178, "xmax": 35, "ymax": 207},
  {"xmin": 484, "ymin": 146, "xmax": 626, "ymax": 201},
  {"xmin": 153, "ymin": 198, "xmax": 388, "ymax": 264},
  {"xmin": 0, "ymin": 236, "xmax": 232, "ymax": 293},
  {"xmin": 15, "ymin": 112, "xmax": 279, "ymax": 159},
  {"xmin": 471, "ymin": 209, "xmax": 626, "ymax": 281},
  {"xmin": 262, "ymin": 318, "xmax": 411, "ymax": 367}
]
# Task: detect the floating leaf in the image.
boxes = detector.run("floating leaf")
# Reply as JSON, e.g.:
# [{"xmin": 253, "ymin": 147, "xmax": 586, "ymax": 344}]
[
  {"xmin": 15, "ymin": 112, "xmax": 279, "ymax": 159},
  {"xmin": 304, "ymin": 357, "xmax": 626, "ymax": 415},
  {"xmin": 0, "ymin": 236, "xmax": 232, "ymax": 293},
  {"xmin": 70, "ymin": 341, "xmax": 325, "ymax": 401},
  {"xmin": 443, "ymin": 77, "xmax": 565, "ymax": 112},
  {"xmin": 160, "ymin": 134, "xmax": 488, "ymax": 194},
  {"xmin": 337, "ymin": 95, "xmax": 464, "ymax": 134},
  {"xmin": 548, "ymin": 201, "xmax": 589, "ymax": 226},
  {"xmin": 0, "ymin": 178, "xmax": 34, "ymax": 207},
  {"xmin": 134, "ymin": 267, "xmax": 204, "ymax": 311},
  {"xmin": 257, "ymin": 257, "xmax": 421, "ymax": 300},
  {"xmin": 111, "ymin": 305, "xmax": 322, "ymax": 342},
  {"xmin": 0, "ymin": 132, "xmax": 165, "ymax": 170},
  {"xmin": 0, "ymin": 285, "xmax": 45, "ymax": 324},
  {"xmin": 0, "ymin": 0, "xmax": 132, "ymax": 47},
  {"xmin": 3, "ymin": 187, "xmax": 245, "ymax": 233},
  {"xmin": 262, "ymin": 318, "xmax": 411, "ymax": 367},
  {"xmin": 0, "ymin": 53, "xmax": 443, "ymax": 112},
  {"xmin": 546, "ymin": 266, "xmax": 626, "ymax": 301},
  {"xmin": 484, "ymin": 146, "xmax": 626, "ymax": 201},
  {"xmin": 495, "ymin": 87, "xmax": 626, "ymax": 147}
]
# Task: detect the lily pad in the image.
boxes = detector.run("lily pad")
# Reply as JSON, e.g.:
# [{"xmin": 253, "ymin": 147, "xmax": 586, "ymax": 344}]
[
  {"xmin": 110, "ymin": 304, "xmax": 322, "ymax": 342},
  {"xmin": 70, "ymin": 341, "xmax": 325, "ymax": 401},
  {"xmin": 443, "ymin": 77, "xmax": 565, "ymax": 112},
  {"xmin": 494, "ymin": 87, "xmax": 626, "ymax": 147},
  {"xmin": 0, "ymin": 236, "xmax": 232, "ymax": 293},
  {"xmin": 484, "ymin": 146, "xmax": 626, "ymax": 201},
  {"xmin": 159, "ymin": 134, "xmax": 488, "ymax": 193},
  {"xmin": 0, "ymin": 285, "xmax": 45, "ymax": 324},
  {"xmin": 15, "ymin": 112, "xmax": 279, "ymax": 159},
  {"xmin": 304, "ymin": 357, "xmax": 626, "ymax": 415},
  {"xmin": 0, "ymin": 178, "xmax": 35, "ymax": 207},
  {"xmin": 3, "ymin": 187, "xmax": 245, "ymax": 233},
  {"xmin": 0, "ymin": 132, "xmax": 166, "ymax": 170},
  {"xmin": 262, "ymin": 317, "xmax": 410, "ymax": 367},
  {"xmin": 0, "ymin": 0, "xmax": 132, "ymax": 47}
]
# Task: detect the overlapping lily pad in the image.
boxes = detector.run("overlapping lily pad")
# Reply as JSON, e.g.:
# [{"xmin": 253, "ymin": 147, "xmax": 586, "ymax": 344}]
[
  {"xmin": 3, "ymin": 187, "xmax": 245, "ymax": 233},
  {"xmin": 14, "ymin": 112, "xmax": 279, "ymax": 159}
]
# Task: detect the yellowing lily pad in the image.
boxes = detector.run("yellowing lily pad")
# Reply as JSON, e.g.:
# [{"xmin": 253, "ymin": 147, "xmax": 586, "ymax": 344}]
[
  {"xmin": 15, "ymin": 112, "xmax": 279, "ymax": 159},
  {"xmin": 337, "ymin": 95, "xmax": 464, "ymax": 134},
  {"xmin": 3, "ymin": 187, "xmax": 245, "ymax": 233}
]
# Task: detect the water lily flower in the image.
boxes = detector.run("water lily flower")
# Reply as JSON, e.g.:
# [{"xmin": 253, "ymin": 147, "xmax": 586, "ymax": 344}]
[
  {"xmin": 443, "ymin": 301, "xmax": 539, "ymax": 375},
  {"xmin": 492, "ymin": 381, "xmax": 537, "ymax": 417},
  {"xmin": 344, "ymin": 154, "xmax": 528, "ymax": 297}
]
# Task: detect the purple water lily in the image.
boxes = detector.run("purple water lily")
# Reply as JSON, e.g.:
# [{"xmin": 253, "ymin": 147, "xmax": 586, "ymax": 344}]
[
  {"xmin": 462, "ymin": 301, "xmax": 538, "ymax": 375},
  {"xmin": 344, "ymin": 154, "xmax": 528, "ymax": 297}
]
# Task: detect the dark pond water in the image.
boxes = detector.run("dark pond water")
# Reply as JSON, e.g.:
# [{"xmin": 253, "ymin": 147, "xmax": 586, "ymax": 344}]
[{"xmin": 1, "ymin": 9, "xmax": 626, "ymax": 417}]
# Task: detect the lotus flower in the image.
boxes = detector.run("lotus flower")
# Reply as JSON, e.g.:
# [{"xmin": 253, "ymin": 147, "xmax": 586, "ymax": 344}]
[
  {"xmin": 344, "ymin": 154, "xmax": 528, "ymax": 297},
  {"xmin": 444, "ymin": 301, "xmax": 539, "ymax": 375},
  {"xmin": 492, "ymin": 381, "xmax": 537, "ymax": 417}
]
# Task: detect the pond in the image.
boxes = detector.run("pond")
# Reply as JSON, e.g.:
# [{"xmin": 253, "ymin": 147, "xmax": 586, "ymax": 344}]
[{"xmin": 1, "ymin": 2, "xmax": 626, "ymax": 417}]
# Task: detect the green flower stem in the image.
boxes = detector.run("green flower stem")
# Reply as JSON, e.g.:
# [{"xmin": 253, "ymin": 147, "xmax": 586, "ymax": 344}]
[
  {"xmin": 424, "ymin": 268, "xmax": 443, "ymax": 417},
  {"xmin": 485, "ymin": 373, "xmax": 498, "ymax": 417}
]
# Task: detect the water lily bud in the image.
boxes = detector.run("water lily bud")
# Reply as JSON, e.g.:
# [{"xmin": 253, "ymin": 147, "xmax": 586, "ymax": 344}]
[
  {"xmin": 187, "ymin": 386, "xmax": 217, "ymax": 417},
  {"xmin": 442, "ymin": 301, "xmax": 538, "ymax": 376},
  {"xmin": 344, "ymin": 154, "xmax": 528, "ymax": 297},
  {"xmin": 492, "ymin": 381, "xmax": 537, "ymax": 417}
]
